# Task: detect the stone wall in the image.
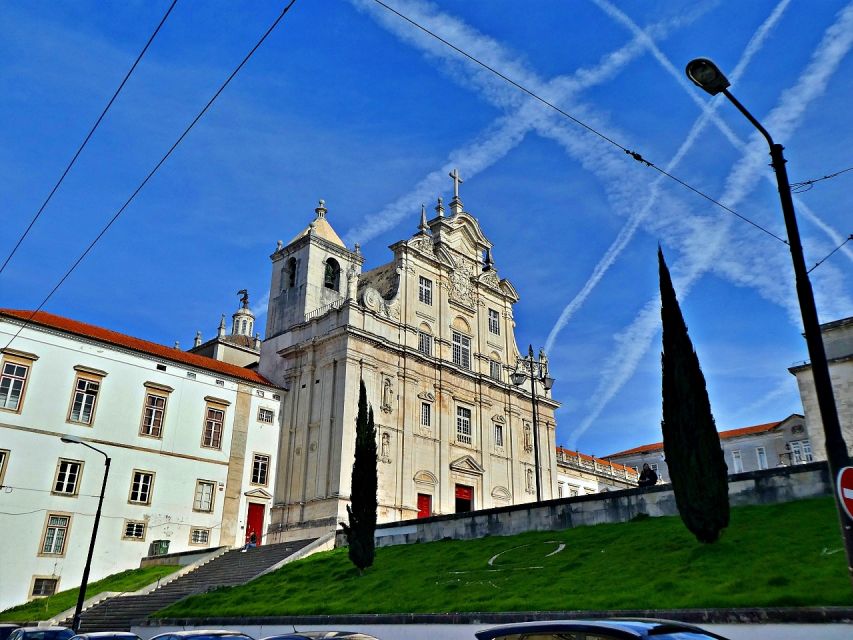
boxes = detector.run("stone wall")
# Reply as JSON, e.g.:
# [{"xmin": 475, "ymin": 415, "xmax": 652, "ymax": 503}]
[{"xmin": 339, "ymin": 462, "xmax": 832, "ymax": 548}]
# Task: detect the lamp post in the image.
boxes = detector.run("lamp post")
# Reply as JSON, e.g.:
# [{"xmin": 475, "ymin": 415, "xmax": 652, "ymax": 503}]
[
  {"xmin": 686, "ymin": 58, "xmax": 853, "ymax": 584},
  {"xmin": 511, "ymin": 345, "xmax": 555, "ymax": 502},
  {"xmin": 60, "ymin": 435, "xmax": 111, "ymax": 631}
]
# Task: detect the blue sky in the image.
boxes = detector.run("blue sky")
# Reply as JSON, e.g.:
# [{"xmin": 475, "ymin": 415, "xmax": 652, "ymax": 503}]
[{"xmin": 1, "ymin": 0, "xmax": 851, "ymax": 458}]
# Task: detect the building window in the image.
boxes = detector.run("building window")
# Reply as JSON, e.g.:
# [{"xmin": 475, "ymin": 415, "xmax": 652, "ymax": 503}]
[
  {"xmin": 189, "ymin": 528, "xmax": 210, "ymax": 545},
  {"xmin": 417, "ymin": 332, "xmax": 432, "ymax": 356},
  {"xmin": 731, "ymin": 450, "xmax": 743, "ymax": 473},
  {"xmin": 193, "ymin": 480, "xmax": 216, "ymax": 512},
  {"xmin": 489, "ymin": 360, "xmax": 502, "ymax": 382},
  {"xmin": 257, "ymin": 407, "xmax": 274, "ymax": 424},
  {"xmin": 557, "ymin": 482, "xmax": 565, "ymax": 498},
  {"xmin": 252, "ymin": 454, "xmax": 270, "ymax": 486},
  {"xmin": 488, "ymin": 308, "xmax": 500, "ymax": 335},
  {"xmin": 0, "ymin": 449, "xmax": 9, "ymax": 487},
  {"xmin": 756, "ymin": 446, "xmax": 768, "ymax": 470},
  {"xmin": 32, "ymin": 578, "xmax": 58, "ymax": 597},
  {"xmin": 129, "ymin": 470, "xmax": 154, "ymax": 504},
  {"xmin": 202, "ymin": 405, "xmax": 225, "ymax": 449},
  {"xmin": 494, "ymin": 422, "xmax": 504, "ymax": 447},
  {"xmin": 0, "ymin": 359, "xmax": 30, "ymax": 412},
  {"xmin": 569, "ymin": 488, "xmax": 580, "ymax": 497},
  {"xmin": 789, "ymin": 440, "xmax": 813, "ymax": 463},
  {"xmin": 123, "ymin": 520, "xmax": 146, "ymax": 541},
  {"xmin": 324, "ymin": 258, "xmax": 341, "ymax": 290},
  {"xmin": 420, "ymin": 402, "xmax": 431, "ymax": 427},
  {"xmin": 452, "ymin": 332, "xmax": 471, "ymax": 369},
  {"xmin": 53, "ymin": 459, "xmax": 83, "ymax": 496},
  {"xmin": 456, "ymin": 406, "xmax": 472, "ymax": 445},
  {"xmin": 140, "ymin": 393, "xmax": 167, "ymax": 438},
  {"xmin": 286, "ymin": 257, "xmax": 297, "ymax": 288},
  {"xmin": 650, "ymin": 464, "xmax": 658, "ymax": 473},
  {"xmin": 68, "ymin": 375, "xmax": 100, "ymax": 425},
  {"xmin": 41, "ymin": 514, "xmax": 70, "ymax": 555},
  {"xmin": 418, "ymin": 276, "xmax": 432, "ymax": 305}
]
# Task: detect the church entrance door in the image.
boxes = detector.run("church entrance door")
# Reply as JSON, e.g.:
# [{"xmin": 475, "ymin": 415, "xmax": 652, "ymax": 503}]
[
  {"xmin": 246, "ymin": 502, "xmax": 265, "ymax": 546},
  {"xmin": 455, "ymin": 484, "xmax": 473, "ymax": 513},
  {"xmin": 417, "ymin": 493, "xmax": 432, "ymax": 518}
]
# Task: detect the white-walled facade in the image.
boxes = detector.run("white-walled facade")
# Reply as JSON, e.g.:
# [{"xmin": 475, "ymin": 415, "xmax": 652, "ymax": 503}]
[{"xmin": 0, "ymin": 310, "xmax": 284, "ymax": 611}]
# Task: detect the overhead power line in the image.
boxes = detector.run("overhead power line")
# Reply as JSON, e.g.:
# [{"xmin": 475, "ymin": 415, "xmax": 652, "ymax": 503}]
[
  {"xmin": 808, "ymin": 234, "xmax": 853, "ymax": 273},
  {"xmin": 371, "ymin": 0, "xmax": 789, "ymax": 246},
  {"xmin": 3, "ymin": 0, "xmax": 299, "ymax": 353},
  {"xmin": 0, "ymin": 0, "xmax": 180, "ymax": 277},
  {"xmin": 791, "ymin": 165, "xmax": 853, "ymax": 193}
]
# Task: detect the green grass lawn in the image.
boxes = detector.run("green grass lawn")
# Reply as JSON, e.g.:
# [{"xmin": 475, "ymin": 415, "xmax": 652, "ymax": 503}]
[
  {"xmin": 0, "ymin": 565, "xmax": 180, "ymax": 622},
  {"xmin": 156, "ymin": 497, "xmax": 853, "ymax": 618}
]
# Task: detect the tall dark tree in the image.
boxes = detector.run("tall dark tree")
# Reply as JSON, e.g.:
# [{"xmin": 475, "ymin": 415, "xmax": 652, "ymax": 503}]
[
  {"xmin": 659, "ymin": 247, "xmax": 729, "ymax": 543},
  {"xmin": 341, "ymin": 380, "xmax": 378, "ymax": 573}
]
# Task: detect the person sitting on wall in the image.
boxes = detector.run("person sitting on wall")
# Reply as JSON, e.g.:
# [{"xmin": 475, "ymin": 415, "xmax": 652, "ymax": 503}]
[
  {"xmin": 638, "ymin": 463, "xmax": 658, "ymax": 488},
  {"xmin": 241, "ymin": 530, "xmax": 257, "ymax": 552}
]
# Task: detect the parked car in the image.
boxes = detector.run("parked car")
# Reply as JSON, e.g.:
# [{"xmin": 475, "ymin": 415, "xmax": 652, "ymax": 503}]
[
  {"xmin": 6, "ymin": 628, "xmax": 75, "ymax": 640},
  {"xmin": 476, "ymin": 619, "xmax": 730, "ymax": 639},
  {"xmin": 70, "ymin": 632, "xmax": 142, "ymax": 640},
  {"xmin": 149, "ymin": 631, "xmax": 254, "ymax": 640},
  {"xmin": 262, "ymin": 634, "xmax": 380, "ymax": 640},
  {"xmin": 0, "ymin": 625, "xmax": 21, "ymax": 640}
]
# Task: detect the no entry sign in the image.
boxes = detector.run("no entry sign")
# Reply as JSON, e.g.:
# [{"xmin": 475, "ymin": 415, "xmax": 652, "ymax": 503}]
[{"xmin": 839, "ymin": 467, "xmax": 853, "ymax": 520}]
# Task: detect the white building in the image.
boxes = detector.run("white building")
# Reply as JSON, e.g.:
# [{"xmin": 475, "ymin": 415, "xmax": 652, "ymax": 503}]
[
  {"xmin": 555, "ymin": 447, "xmax": 638, "ymax": 496},
  {"xmin": 0, "ymin": 309, "xmax": 285, "ymax": 610}
]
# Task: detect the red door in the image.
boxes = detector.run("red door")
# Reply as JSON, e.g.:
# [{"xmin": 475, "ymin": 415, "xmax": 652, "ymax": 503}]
[
  {"xmin": 246, "ymin": 503, "xmax": 265, "ymax": 546},
  {"xmin": 455, "ymin": 484, "xmax": 474, "ymax": 513},
  {"xmin": 417, "ymin": 493, "xmax": 432, "ymax": 519}
]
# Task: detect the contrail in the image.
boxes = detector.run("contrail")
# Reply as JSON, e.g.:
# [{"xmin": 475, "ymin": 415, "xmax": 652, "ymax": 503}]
[{"xmin": 569, "ymin": 1, "xmax": 853, "ymax": 448}]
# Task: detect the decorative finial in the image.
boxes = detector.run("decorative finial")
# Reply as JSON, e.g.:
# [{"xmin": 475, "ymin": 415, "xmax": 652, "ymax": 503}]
[
  {"xmin": 482, "ymin": 247, "xmax": 493, "ymax": 271},
  {"xmin": 435, "ymin": 196, "xmax": 444, "ymax": 217},
  {"xmin": 449, "ymin": 168, "xmax": 463, "ymax": 200},
  {"xmin": 237, "ymin": 289, "xmax": 249, "ymax": 309},
  {"xmin": 194, "ymin": 331, "xmax": 202, "ymax": 347},
  {"xmin": 315, "ymin": 199, "xmax": 327, "ymax": 218},
  {"xmin": 354, "ymin": 242, "xmax": 361, "ymax": 254},
  {"xmin": 218, "ymin": 314, "xmax": 226, "ymax": 337},
  {"xmin": 308, "ymin": 220, "xmax": 316, "ymax": 233},
  {"xmin": 174, "ymin": 341, "xmax": 180, "ymax": 350},
  {"xmin": 418, "ymin": 204, "xmax": 428, "ymax": 233},
  {"xmin": 276, "ymin": 239, "xmax": 283, "ymax": 251}
]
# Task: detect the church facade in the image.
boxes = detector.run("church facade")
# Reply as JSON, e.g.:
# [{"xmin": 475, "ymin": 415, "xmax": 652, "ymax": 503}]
[{"xmin": 260, "ymin": 187, "xmax": 560, "ymax": 541}]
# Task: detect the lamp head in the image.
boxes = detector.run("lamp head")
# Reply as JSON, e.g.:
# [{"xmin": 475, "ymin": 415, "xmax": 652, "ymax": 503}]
[
  {"xmin": 686, "ymin": 58, "xmax": 730, "ymax": 95},
  {"xmin": 542, "ymin": 375, "xmax": 555, "ymax": 391},
  {"xmin": 510, "ymin": 371, "xmax": 527, "ymax": 387},
  {"xmin": 60, "ymin": 435, "xmax": 83, "ymax": 444}
]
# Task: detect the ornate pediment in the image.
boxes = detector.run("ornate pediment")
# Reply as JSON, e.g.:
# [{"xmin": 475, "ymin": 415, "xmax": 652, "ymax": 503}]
[
  {"xmin": 491, "ymin": 486, "xmax": 511, "ymax": 501},
  {"xmin": 244, "ymin": 488, "xmax": 273, "ymax": 500},
  {"xmin": 414, "ymin": 469, "xmax": 438, "ymax": 486},
  {"xmin": 492, "ymin": 414, "xmax": 506, "ymax": 424},
  {"xmin": 418, "ymin": 391, "xmax": 435, "ymax": 401},
  {"xmin": 450, "ymin": 455, "xmax": 485, "ymax": 475}
]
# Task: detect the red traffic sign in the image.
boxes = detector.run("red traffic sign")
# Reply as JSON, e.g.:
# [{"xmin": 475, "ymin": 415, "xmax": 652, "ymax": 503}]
[{"xmin": 839, "ymin": 467, "xmax": 853, "ymax": 520}]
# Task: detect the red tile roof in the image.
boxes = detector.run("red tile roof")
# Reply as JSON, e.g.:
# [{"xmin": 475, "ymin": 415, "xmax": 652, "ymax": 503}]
[
  {"xmin": 604, "ymin": 420, "xmax": 784, "ymax": 459},
  {"xmin": 1, "ymin": 309, "xmax": 276, "ymax": 387},
  {"xmin": 556, "ymin": 445, "xmax": 638, "ymax": 476}
]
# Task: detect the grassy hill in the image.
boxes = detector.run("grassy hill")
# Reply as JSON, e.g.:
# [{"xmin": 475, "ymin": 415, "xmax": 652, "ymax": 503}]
[
  {"xmin": 155, "ymin": 497, "xmax": 852, "ymax": 618},
  {"xmin": 1, "ymin": 565, "xmax": 180, "ymax": 622}
]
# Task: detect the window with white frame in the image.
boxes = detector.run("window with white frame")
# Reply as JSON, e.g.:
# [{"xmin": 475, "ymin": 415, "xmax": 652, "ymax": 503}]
[
  {"xmin": 193, "ymin": 480, "xmax": 215, "ymax": 512},
  {"xmin": 569, "ymin": 487, "xmax": 580, "ymax": 497},
  {"xmin": 494, "ymin": 422, "xmax": 504, "ymax": 447},
  {"xmin": 489, "ymin": 360, "xmax": 502, "ymax": 382},
  {"xmin": 452, "ymin": 332, "xmax": 471, "ymax": 369},
  {"xmin": 0, "ymin": 449, "xmax": 9, "ymax": 487},
  {"xmin": 32, "ymin": 578, "xmax": 58, "ymax": 597},
  {"xmin": 53, "ymin": 459, "xmax": 82, "ymax": 496},
  {"xmin": 257, "ymin": 407, "xmax": 274, "ymax": 424},
  {"xmin": 789, "ymin": 440, "xmax": 813, "ymax": 463},
  {"xmin": 418, "ymin": 276, "xmax": 433, "ymax": 305},
  {"xmin": 123, "ymin": 520, "xmax": 146, "ymax": 541},
  {"xmin": 190, "ymin": 527, "xmax": 210, "ymax": 545},
  {"xmin": 756, "ymin": 446, "xmax": 768, "ymax": 470},
  {"xmin": 129, "ymin": 470, "xmax": 154, "ymax": 504},
  {"xmin": 417, "ymin": 332, "xmax": 432, "ymax": 356},
  {"xmin": 731, "ymin": 449, "xmax": 744, "ymax": 473},
  {"xmin": 0, "ymin": 359, "xmax": 30, "ymax": 412},
  {"xmin": 69, "ymin": 375, "xmax": 101, "ymax": 424},
  {"xmin": 252, "ymin": 454, "xmax": 270, "ymax": 485},
  {"xmin": 140, "ymin": 393, "xmax": 167, "ymax": 437},
  {"xmin": 557, "ymin": 482, "xmax": 565, "ymax": 498},
  {"xmin": 488, "ymin": 308, "xmax": 500, "ymax": 335},
  {"xmin": 202, "ymin": 404, "xmax": 225, "ymax": 449},
  {"xmin": 41, "ymin": 514, "xmax": 70, "ymax": 555},
  {"xmin": 456, "ymin": 406, "xmax": 472, "ymax": 444},
  {"xmin": 420, "ymin": 402, "xmax": 431, "ymax": 428},
  {"xmin": 650, "ymin": 464, "xmax": 658, "ymax": 472}
]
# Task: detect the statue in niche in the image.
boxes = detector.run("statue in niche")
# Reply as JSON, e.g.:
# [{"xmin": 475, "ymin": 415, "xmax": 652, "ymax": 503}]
[
  {"xmin": 381, "ymin": 377, "xmax": 393, "ymax": 413},
  {"xmin": 380, "ymin": 432, "xmax": 390, "ymax": 460},
  {"xmin": 523, "ymin": 422, "xmax": 533, "ymax": 452},
  {"xmin": 526, "ymin": 468, "xmax": 534, "ymax": 493}
]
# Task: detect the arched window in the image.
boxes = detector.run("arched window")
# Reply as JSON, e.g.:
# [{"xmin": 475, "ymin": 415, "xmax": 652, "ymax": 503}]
[
  {"xmin": 324, "ymin": 258, "xmax": 340, "ymax": 290},
  {"xmin": 241, "ymin": 319, "xmax": 247, "ymax": 334},
  {"xmin": 286, "ymin": 258, "xmax": 297, "ymax": 288}
]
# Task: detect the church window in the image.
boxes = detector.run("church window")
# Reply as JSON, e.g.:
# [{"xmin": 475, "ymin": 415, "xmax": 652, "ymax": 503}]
[
  {"xmin": 418, "ymin": 276, "xmax": 432, "ymax": 305},
  {"xmin": 0, "ymin": 358, "xmax": 30, "ymax": 412},
  {"xmin": 32, "ymin": 577, "xmax": 58, "ymax": 597},
  {"xmin": 731, "ymin": 450, "xmax": 743, "ymax": 473},
  {"xmin": 202, "ymin": 404, "xmax": 226, "ymax": 449},
  {"xmin": 40, "ymin": 514, "xmax": 70, "ymax": 555},
  {"xmin": 488, "ymin": 308, "xmax": 500, "ymax": 335},
  {"xmin": 456, "ymin": 406, "xmax": 472, "ymax": 445},
  {"xmin": 129, "ymin": 470, "xmax": 154, "ymax": 504},
  {"xmin": 286, "ymin": 258, "xmax": 297, "ymax": 288},
  {"xmin": 417, "ymin": 332, "xmax": 432, "ymax": 356},
  {"xmin": 189, "ymin": 527, "xmax": 211, "ymax": 545},
  {"xmin": 122, "ymin": 520, "xmax": 147, "ymax": 541},
  {"xmin": 68, "ymin": 374, "xmax": 101, "ymax": 425},
  {"xmin": 52, "ymin": 459, "xmax": 83, "ymax": 496},
  {"xmin": 324, "ymin": 258, "xmax": 341, "ymax": 290},
  {"xmin": 193, "ymin": 480, "xmax": 216, "ymax": 512},
  {"xmin": 257, "ymin": 407, "xmax": 275, "ymax": 424},
  {"xmin": 494, "ymin": 422, "xmax": 504, "ymax": 447},
  {"xmin": 420, "ymin": 402, "xmax": 431, "ymax": 427},
  {"xmin": 251, "ymin": 454, "xmax": 270, "ymax": 485},
  {"xmin": 140, "ymin": 393, "xmax": 167, "ymax": 438},
  {"xmin": 489, "ymin": 360, "xmax": 502, "ymax": 382},
  {"xmin": 452, "ymin": 332, "xmax": 471, "ymax": 369}
]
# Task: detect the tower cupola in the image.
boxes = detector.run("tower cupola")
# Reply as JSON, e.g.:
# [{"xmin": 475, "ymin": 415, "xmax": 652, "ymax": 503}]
[{"xmin": 232, "ymin": 289, "xmax": 255, "ymax": 337}]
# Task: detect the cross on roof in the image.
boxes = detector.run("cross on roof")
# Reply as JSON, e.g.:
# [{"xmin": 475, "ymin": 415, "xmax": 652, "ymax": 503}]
[{"xmin": 449, "ymin": 168, "xmax": 463, "ymax": 200}]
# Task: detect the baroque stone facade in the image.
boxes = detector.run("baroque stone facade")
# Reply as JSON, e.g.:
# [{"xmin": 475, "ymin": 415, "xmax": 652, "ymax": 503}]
[{"xmin": 260, "ymin": 190, "xmax": 559, "ymax": 541}]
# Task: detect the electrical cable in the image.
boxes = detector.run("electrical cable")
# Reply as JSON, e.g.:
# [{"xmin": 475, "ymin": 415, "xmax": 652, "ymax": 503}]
[
  {"xmin": 2, "ymin": 0, "xmax": 299, "ymax": 353},
  {"xmin": 791, "ymin": 166, "xmax": 853, "ymax": 193},
  {"xmin": 808, "ymin": 234, "xmax": 853, "ymax": 273},
  {"xmin": 0, "ymin": 0, "xmax": 180, "ymax": 277},
  {"xmin": 371, "ymin": 0, "xmax": 789, "ymax": 246}
]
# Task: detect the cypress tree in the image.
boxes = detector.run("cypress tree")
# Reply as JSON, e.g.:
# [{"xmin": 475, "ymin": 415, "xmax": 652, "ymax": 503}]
[
  {"xmin": 341, "ymin": 379, "xmax": 378, "ymax": 573},
  {"xmin": 659, "ymin": 247, "xmax": 729, "ymax": 543}
]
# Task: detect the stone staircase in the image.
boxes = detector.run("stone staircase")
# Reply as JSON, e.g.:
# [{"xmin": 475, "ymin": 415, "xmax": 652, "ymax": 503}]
[{"xmin": 68, "ymin": 539, "xmax": 316, "ymax": 632}]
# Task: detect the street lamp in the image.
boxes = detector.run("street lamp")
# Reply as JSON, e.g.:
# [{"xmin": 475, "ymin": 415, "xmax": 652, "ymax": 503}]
[
  {"xmin": 511, "ymin": 345, "xmax": 555, "ymax": 502},
  {"xmin": 60, "ymin": 435, "xmax": 111, "ymax": 631},
  {"xmin": 686, "ymin": 57, "xmax": 853, "ymax": 584}
]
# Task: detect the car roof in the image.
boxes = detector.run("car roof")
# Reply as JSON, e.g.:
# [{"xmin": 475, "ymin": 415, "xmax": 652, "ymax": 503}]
[
  {"xmin": 475, "ymin": 618, "xmax": 726, "ymax": 639},
  {"xmin": 71, "ymin": 634, "xmax": 140, "ymax": 639},
  {"xmin": 262, "ymin": 634, "xmax": 379, "ymax": 640},
  {"xmin": 151, "ymin": 632, "xmax": 252, "ymax": 639}
]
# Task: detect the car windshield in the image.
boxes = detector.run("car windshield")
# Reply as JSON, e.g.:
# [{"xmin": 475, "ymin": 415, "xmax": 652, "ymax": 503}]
[{"xmin": 23, "ymin": 632, "xmax": 75, "ymax": 640}]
